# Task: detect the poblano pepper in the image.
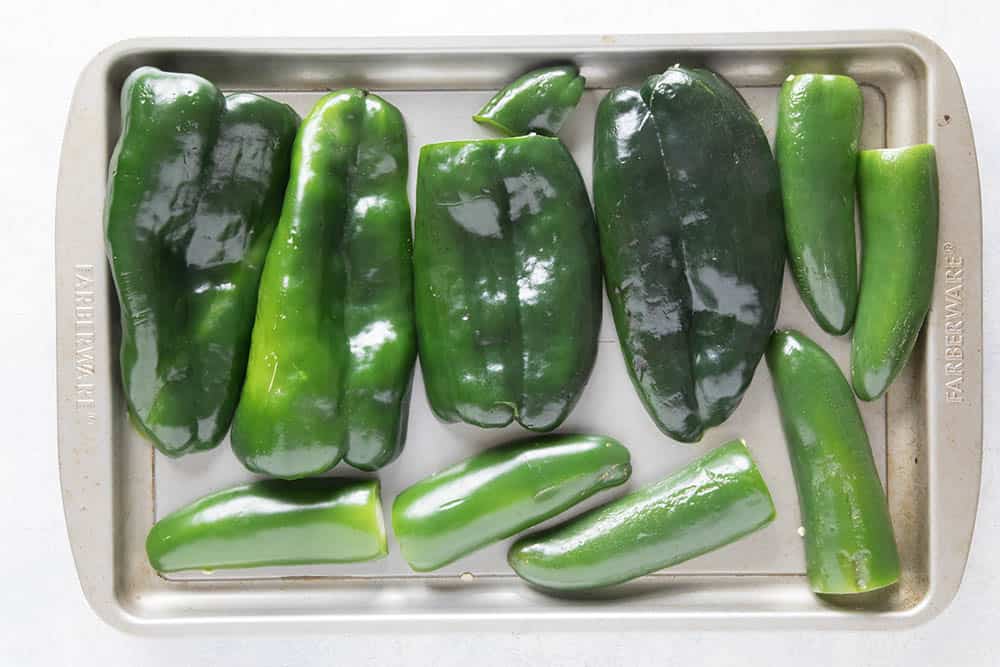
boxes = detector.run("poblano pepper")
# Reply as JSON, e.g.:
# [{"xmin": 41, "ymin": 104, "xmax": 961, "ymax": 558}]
[
  {"xmin": 414, "ymin": 135, "xmax": 602, "ymax": 431},
  {"xmin": 105, "ymin": 67, "xmax": 299, "ymax": 456},
  {"xmin": 231, "ymin": 89, "xmax": 416, "ymax": 478},
  {"xmin": 593, "ymin": 66, "xmax": 785, "ymax": 443}
]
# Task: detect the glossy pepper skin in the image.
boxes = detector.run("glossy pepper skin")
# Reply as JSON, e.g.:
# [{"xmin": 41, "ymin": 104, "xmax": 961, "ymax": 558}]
[
  {"xmin": 414, "ymin": 136, "xmax": 601, "ymax": 431},
  {"xmin": 852, "ymin": 145, "xmax": 939, "ymax": 401},
  {"xmin": 508, "ymin": 439, "xmax": 775, "ymax": 591},
  {"xmin": 776, "ymin": 74, "xmax": 863, "ymax": 335},
  {"xmin": 473, "ymin": 65, "xmax": 586, "ymax": 137},
  {"xmin": 767, "ymin": 330, "xmax": 900, "ymax": 593},
  {"xmin": 105, "ymin": 67, "xmax": 299, "ymax": 457},
  {"xmin": 593, "ymin": 66, "xmax": 785, "ymax": 443},
  {"xmin": 392, "ymin": 434, "xmax": 631, "ymax": 572},
  {"xmin": 231, "ymin": 89, "xmax": 416, "ymax": 477},
  {"xmin": 146, "ymin": 478, "xmax": 386, "ymax": 573}
]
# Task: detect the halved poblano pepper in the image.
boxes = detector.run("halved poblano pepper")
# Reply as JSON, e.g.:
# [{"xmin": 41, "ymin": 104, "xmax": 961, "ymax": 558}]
[
  {"xmin": 852, "ymin": 144, "xmax": 939, "ymax": 401},
  {"xmin": 473, "ymin": 65, "xmax": 586, "ymax": 137},
  {"xmin": 414, "ymin": 135, "xmax": 601, "ymax": 431},
  {"xmin": 146, "ymin": 478, "xmax": 386, "ymax": 573},
  {"xmin": 593, "ymin": 66, "xmax": 785, "ymax": 443},
  {"xmin": 507, "ymin": 439, "xmax": 775, "ymax": 591},
  {"xmin": 392, "ymin": 434, "xmax": 631, "ymax": 572},
  {"xmin": 105, "ymin": 67, "xmax": 299, "ymax": 457},
  {"xmin": 776, "ymin": 74, "xmax": 863, "ymax": 335},
  {"xmin": 767, "ymin": 329, "xmax": 900, "ymax": 594},
  {"xmin": 231, "ymin": 89, "xmax": 416, "ymax": 477}
]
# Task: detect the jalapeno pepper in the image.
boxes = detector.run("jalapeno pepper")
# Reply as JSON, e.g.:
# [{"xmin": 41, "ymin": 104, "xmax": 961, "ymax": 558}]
[
  {"xmin": 146, "ymin": 478, "xmax": 386, "ymax": 573},
  {"xmin": 776, "ymin": 74, "xmax": 863, "ymax": 335},
  {"xmin": 473, "ymin": 65, "xmax": 585, "ymax": 136},
  {"xmin": 393, "ymin": 434, "xmax": 631, "ymax": 572},
  {"xmin": 852, "ymin": 144, "xmax": 939, "ymax": 401},
  {"xmin": 768, "ymin": 329, "xmax": 900, "ymax": 593},
  {"xmin": 508, "ymin": 439, "xmax": 775, "ymax": 591}
]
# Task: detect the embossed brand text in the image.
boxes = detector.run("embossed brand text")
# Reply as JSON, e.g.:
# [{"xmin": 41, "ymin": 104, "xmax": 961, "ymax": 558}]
[
  {"xmin": 942, "ymin": 243, "xmax": 964, "ymax": 403},
  {"xmin": 74, "ymin": 264, "xmax": 96, "ymax": 410}
]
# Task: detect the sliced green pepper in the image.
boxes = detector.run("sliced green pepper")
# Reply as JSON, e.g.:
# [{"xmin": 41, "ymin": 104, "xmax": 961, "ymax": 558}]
[
  {"xmin": 767, "ymin": 329, "xmax": 900, "ymax": 593},
  {"xmin": 776, "ymin": 74, "xmax": 863, "ymax": 335},
  {"xmin": 593, "ymin": 66, "xmax": 785, "ymax": 443},
  {"xmin": 473, "ymin": 65, "xmax": 585, "ymax": 136},
  {"xmin": 392, "ymin": 434, "xmax": 630, "ymax": 572},
  {"xmin": 414, "ymin": 135, "xmax": 601, "ymax": 431},
  {"xmin": 852, "ymin": 145, "xmax": 939, "ymax": 401},
  {"xmin": 508, "ymin": 439, "xmax": 775, "ymax": 591},
  {"xmin": 146, "ymin": 478, "xmax": 386, "ymax": 573},
  {"xmin": 231, "ymin": 89, "xmax": 415, "ymax": 478},
  {"xmin": 105, "ymin": 67, "xmax": 299, "ymax": 456}
]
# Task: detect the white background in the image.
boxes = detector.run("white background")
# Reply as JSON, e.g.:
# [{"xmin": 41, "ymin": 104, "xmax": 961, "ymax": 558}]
[{"xmin": 2, "ymin": 1, "xmax": 996, "ymax": 665}]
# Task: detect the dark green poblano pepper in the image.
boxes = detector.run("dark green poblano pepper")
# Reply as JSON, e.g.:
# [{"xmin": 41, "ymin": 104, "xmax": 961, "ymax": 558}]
[
  {"xmin": 105, "ymin": 67, "xmax": 299, "ymax": 456},
  {"xmin": 593, "ymin": 66, "xmax": 785, "ymax": 443},
  {"xmin": 414, "ymin": 135, "xmax": 602, "ymax": 431}
]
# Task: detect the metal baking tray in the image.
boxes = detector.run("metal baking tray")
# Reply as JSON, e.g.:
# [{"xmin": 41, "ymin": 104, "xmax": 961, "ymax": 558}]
[{"xmin": 55, "ymin": 31, "xmax": 982, "ymax": 634}]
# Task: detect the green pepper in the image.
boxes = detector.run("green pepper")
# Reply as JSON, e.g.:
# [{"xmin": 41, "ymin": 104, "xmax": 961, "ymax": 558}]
[
  {"xmin": 146, "ymin": 478, "xmax": 386, "ymax": 573},
  {"xmin": 593, "ymin": 66, "xmax": 785, "ymax": 443},
  {"xmin": 767, "ymin": 329, "xmax": 900, "ymax": 593},
  {"xmin": 776, "ymin": 74, "xmax": 863, "ymax": 335},
  {"xmin": 231, "ymin": 89, "xmax": 416, "ymax": 477},
  {"xmin": 413, "ymin": 135, "xmax": 601, "ymax": 431},
  {"xmin": 508, "ymin": 439, "xmax": 775, "ymax": 591},
  {"xmin": 473, "ymin": 65, "xmax": 585, "ymax": 137},
  {"xmin": 852, "ymin": 145, "xmax": 939, "ymax": 401},
  {"xmin": 392, "ymin": 434, "xmax": 630, "ymax": 572},
  {"xmin": 104, "ymin": 67, "xmax": 299, "ymax": 457}
]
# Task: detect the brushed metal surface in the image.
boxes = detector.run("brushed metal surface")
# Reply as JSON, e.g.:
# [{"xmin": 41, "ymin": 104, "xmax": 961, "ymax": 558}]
[{"xmin": 55, "ymin": 31, "xmax": 982, "ymax": 633}]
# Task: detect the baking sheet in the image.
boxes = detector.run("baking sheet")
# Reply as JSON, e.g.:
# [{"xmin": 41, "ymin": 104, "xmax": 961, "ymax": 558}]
[{"xmin": 55, "ymin": 33, "xmax": 982, "ymax": 633}]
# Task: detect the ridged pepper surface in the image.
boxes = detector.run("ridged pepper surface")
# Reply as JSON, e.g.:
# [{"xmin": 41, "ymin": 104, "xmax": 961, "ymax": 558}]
[
  {"xmin": 232, "ymin": 89, "xmax": 415, "ymax": 477},
  {"xmin": 593, "ymin": 66, "xmax": 785, "ymax": 443},
  {"xmin": 105, "ymin": 67, "xmax": 299, "ymax": 456}
]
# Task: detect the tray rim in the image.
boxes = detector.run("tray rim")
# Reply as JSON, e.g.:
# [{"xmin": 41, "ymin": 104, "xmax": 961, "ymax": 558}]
[{"xmin": 54, "ymin": 29, "xmax": 983, "ymax": 634}]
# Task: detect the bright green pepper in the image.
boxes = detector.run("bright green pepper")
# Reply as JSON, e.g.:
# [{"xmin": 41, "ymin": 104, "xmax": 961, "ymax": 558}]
[
  {"xmin": 104, "ymin": 67, "xmax": 299, "ymax": 456},
  {"xmin": 231, "ymin": 89, "xmax": 416, "ymax": 477},
  {"xmin": 392, "ymin": 434, "xmax": 631, "ymax": 572},
  {"xmin": 473, "ymin": 65, "xmax": 585, "ymax": 136},
  {"xmin": 767, "ymin": 329, "xmax": 900, "ymax": 593},
  {"xmin": 508, "ymin": 439, "xmax": 775, "ymax": 591},
  {"xmin": 146, "ymin": 478, "xmax": 386, "ymax": 573},
  {"xmin": 593, "ymin": 66, "xmax": 785, "ymax": 443},
  {"xmin": 852, "ymin": 145, "xmax": 939, "ymax": 401},
  {"xmin": 776, "ymin": 74, "xmax": 863, "ymax": 335},
  {"xmin": 413, "ymin": 135, "xmax": 601, "ymax": 431}
]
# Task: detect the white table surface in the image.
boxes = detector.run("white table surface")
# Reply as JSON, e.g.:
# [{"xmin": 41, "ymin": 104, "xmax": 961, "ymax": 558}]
[{"xmin": 2, "ymin": 1, "xmax": 996, "ymax": 664}]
